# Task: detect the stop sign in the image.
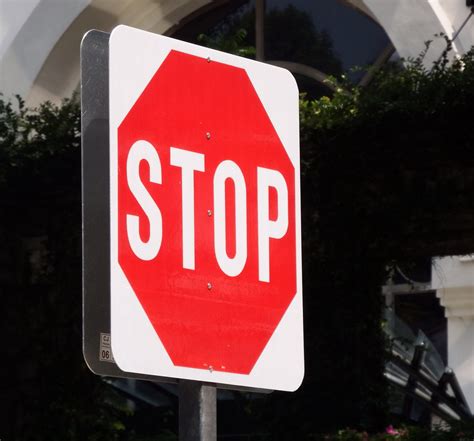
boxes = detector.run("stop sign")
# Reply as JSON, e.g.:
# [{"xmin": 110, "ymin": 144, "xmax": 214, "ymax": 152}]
[{"xmin": 109, "ymin": 25, "xmax": 303, "ymax": 391}]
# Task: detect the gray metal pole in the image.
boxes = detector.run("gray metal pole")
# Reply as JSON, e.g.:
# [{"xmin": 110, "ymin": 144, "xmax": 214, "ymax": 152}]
[{"xmin": 179, "ymin": 380, "xmax": 216, "ymax": 441}]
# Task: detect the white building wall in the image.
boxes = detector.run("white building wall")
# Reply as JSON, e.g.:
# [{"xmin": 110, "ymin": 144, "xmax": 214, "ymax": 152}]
[
  {"xmin": 448, "ymin": 317, "xmax": 474, "ymax": 411},
  {"xmin": 354, "ymin": 0, "xmax": 474, "ymax": 65},
  {"xmin": 433, "ymin": 256, "xmax": 474, "ymax": 411},
  {"xmin": 0, "ymin": 0, "xmax": 41, "ymax": 59},
  {"xmin": 0, "ymin": 0, "xmax": 212, "ymax": 105},
  {"xmin": 439, "ymin": 0, "xmax": 474, "ymax": 54},
  {"xmin": 0, "ymin": 0, "xmax": 90, "ymax": 101}
]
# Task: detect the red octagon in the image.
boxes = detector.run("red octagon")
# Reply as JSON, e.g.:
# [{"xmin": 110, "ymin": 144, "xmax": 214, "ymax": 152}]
[{"xmin": 117, "ymin": 50, "xmax": 296, "ymax": 375}]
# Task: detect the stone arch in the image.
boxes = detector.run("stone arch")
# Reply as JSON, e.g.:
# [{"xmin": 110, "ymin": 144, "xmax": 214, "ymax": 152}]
[{"xmin": 12, "ymin": 0, "xmax": 216, "ymax": 105}]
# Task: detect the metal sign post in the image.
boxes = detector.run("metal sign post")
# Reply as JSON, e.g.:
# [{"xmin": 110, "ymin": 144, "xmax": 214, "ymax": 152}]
[{"xmin": 179, "ymin": 381, "xmax": 216, "ymax": 441}]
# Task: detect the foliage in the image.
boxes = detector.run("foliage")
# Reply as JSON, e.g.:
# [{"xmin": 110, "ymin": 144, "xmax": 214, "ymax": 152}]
[
  {"xmin": 0, "ymin": 95, "xmax": 133, "ymax": 440},
  {"xmin": 198, "ymin": 27, "xmax": 256, "ymax": 58},
  {"xmin": 301, "ymin": 42, "xmax": 474, "ymax": 132},
  {"xmin": 316, "ymin": 420, "xmax": 474, "ymax": 440},
  {"xmin": 299, "ymin": 43, "xmax": 474, "ymax": 258},
  {"xmin": 290, "ymin": 43, "xmax": 474, "ymax": 438},
  {"xmin": 195, "ymin": 3, "xmax": 255, "ymax": 58},
  {"xmin": 197, "ymin": 4, "xmax": 342, "ymax": 75}
]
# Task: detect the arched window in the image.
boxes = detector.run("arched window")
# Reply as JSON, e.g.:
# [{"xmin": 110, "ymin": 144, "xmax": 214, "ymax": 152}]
[{"xmin": 171, "ymin": 0, "xmax": 394, "ymax": 98}]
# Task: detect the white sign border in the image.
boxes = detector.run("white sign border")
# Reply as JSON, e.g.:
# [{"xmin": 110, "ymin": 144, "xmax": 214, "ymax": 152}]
[{"xmin": 109, "ymin": 25, "xmax": 303, "ymax": 392}]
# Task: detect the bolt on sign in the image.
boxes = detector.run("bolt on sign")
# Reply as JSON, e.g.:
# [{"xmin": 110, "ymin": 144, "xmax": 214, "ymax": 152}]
[{"xmin": 109, "ymin": 25, "xmax": 303, "ymax": 391}]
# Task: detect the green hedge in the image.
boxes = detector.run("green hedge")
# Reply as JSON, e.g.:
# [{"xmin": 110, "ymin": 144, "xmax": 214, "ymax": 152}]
[{"xmin": 1, "ymin": 43, "xmax": 474, "ymax": 439}]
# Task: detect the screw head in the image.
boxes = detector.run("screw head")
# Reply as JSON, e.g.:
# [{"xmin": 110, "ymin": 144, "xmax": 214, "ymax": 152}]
[
  {"xmin": 207, "ymin": 282, "xmax": 212, "ymax": 290},
  {"xmin": 207, "ymin": 209, "xmax": 212, "ymax": 216},
  {"xmin": 206, "ymin": 57, "xmax": 211, "ymax": 63},
  {"xmin": 206, "ymin": 132, "xmax": 211, "ymax": 140}
]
